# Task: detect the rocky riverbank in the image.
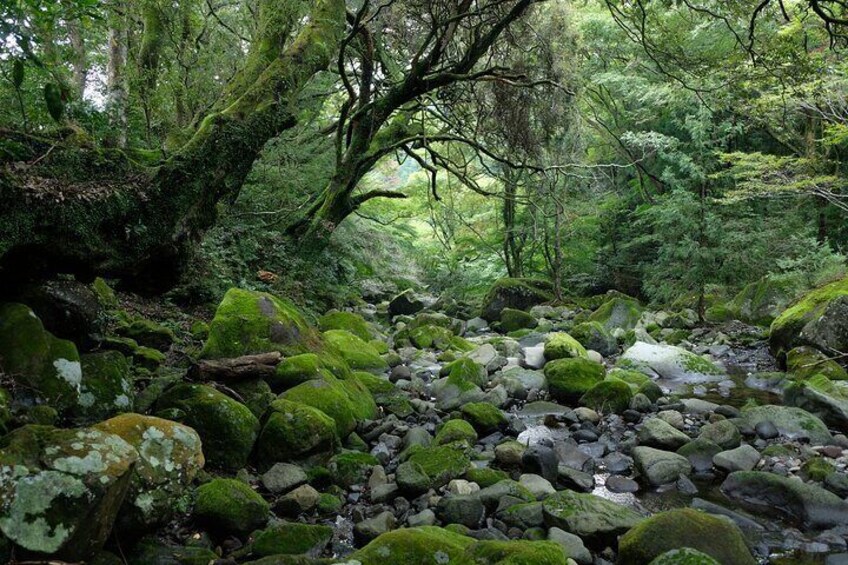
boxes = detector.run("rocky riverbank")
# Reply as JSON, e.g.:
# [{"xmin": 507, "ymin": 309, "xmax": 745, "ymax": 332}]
[{"xmin": 1, "ymin": 277, "xmax": 847, "ymax": 564}]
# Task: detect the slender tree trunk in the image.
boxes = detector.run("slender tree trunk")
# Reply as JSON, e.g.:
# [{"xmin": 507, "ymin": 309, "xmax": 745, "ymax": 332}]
[
  {"xmin": 106, "ymin": 1, "xmax": 128, "ymax": 147},
  {"xmin": 67, "ymin": 18, "xmax": 87, "ymax": 97},
  {"xmin": 502, "ymin": 170, "xmax": 524, "ymax": 278}
]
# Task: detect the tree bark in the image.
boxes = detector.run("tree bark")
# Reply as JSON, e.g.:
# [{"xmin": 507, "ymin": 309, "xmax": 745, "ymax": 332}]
[
  {"xmin": 189, "ymin": 352, "xmax": 282, "ymax": 381},
  {"xmin": 0, "ymin": 0, "xmax": 346, "ymax": 292},
  {"xmin": 106, "ymin": 1, "xmax": 128, "ymax": 147}
]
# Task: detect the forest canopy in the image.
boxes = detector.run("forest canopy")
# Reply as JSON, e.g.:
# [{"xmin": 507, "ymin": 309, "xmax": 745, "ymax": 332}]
[{"xmin": 0, "ymin": 0, "xmax": 845, "ymax": 308}]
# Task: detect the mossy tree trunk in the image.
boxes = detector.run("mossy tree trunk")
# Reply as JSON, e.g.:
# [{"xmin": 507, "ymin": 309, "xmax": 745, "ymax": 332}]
[{"xmin": 0, "ymin": 0, "xmax": 346, "ymax": 292}]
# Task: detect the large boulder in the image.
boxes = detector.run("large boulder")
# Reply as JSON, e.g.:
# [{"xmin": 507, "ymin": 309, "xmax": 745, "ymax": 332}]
[
  {"xmin": 201, "ymin": 288, "xmax": 321, "ymax": 359},
  {"xmin": 481, "ymin": 278, "xmax": 553, "ymax": 322},
  {"xmin": 318, "ymin": 310, "xmax": 374, "ymax": 341},
  {"xmin": 544, "ymin": 332, "xmax": 588, "ymax": 361},
  {"xmin": 323, "ymin": 329, "xmax": 388, "ymax": 373},
  {"xmin": 433, "ymin": 358, "xmax": 488, "ymax": 410},
  {"xmin": 784, "ymin": 375, "xmax": 848, "ymax": 432},
  {"xmin": 769, "ymin": 276, "xmax": 848, "ymax": 361},
  {"xmin": 17, "ymin": 279, "xmax": 107, "ymax": 350},
  {"xmin": 73, "ymin": 350, "xmax": 133, "ymax": 422},
  {"xmin": 255, "ymin": 399, "xmax": 338, "ymax": 466},
  {"xmin": 737, "ymin": 404, "xmax": 832, "ymax": 444},
  {"xmin": 721, "ymin": 471, "xmax": 848, "ymax": 529},
  {"xmin": 0, "ymin": 425, "xmax": 138, "ymax": 560},
  {"xmin": 570, "ymin": 321, "xmax": 617, "ymax": 356},
  {"xmin": 499, "ymin": 308, "xmax": 538, "ymax": 333},
  {"xmin": 588, "ymin": 296, "xmax": 643, "ymax": 331},
  {"xmin": 633, "ymin": 446, "xmax": 691, "ymax": 486},
  {"xmin": 155, "ymin": 383, "xmax": 259, "ymax": 471},
  {"xmin": 618, "ymin": 508, "xmax": 755, "ymax": 565},
  {"xmin": 728, "ymin": 275, "xmax": 804, "ymax": 327},
  {"xmin": 193, "ymin": 478, "xmax": 269, "ymax": 537},
  {"xmin": 0, "ymin": 303, "xmax": 82, "ymax": 412},
  {"xmin": 388, "ymin": 289, "xmax": 424, "ymax": 317},
  {"xmin": 619, "ymin": 342, "xmax": 723, "ymax": 384},
  {"xmin": 544, "ymin": 357, "xmax": 605, "ymax": 403},
  {"xmin": 281, "ymin": 371, "xmax": 377, "ymax": 436},
  {"xmin": 786, "ymin": 346, "xmax": 847, "ymax": 381},
  {"xmin": 401, "ymin": 444, "xmax": 471, "ymax": 490},
  {"xmin": 542, "ymin": 490, "xmax": 642, "ymax": 545},
  {"xmin": 94, "ymin": 414, "xmax": 204, "ymax": 531},
  {"xmin": 580, "ymin": 377, "xmax": 633, "ymax": 414}
]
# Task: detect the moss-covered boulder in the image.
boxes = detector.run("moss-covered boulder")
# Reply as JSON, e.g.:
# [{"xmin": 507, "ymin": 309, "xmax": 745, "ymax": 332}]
[
  {"xmin": 588, "ymin": 296, "xmax": 643, "ymax": 331},
  {"xmin": 116, "ymin": 318, "xmax": 175, "ymax": 351},
  {"xmin": 648, "ymin": 548, "xmax": 721, "ymax": 565},
  {"xmin": 465, "ymin": 539, "xmax": 568, "ymax": 564},
  {"xmin": 618, "ymin": 508, "xmax": 755, "ymax": 565},
  {"xmin": 251, "ymin": 522, "xmax": 333, "ymax": 558},
  {"xmin": 721, "ymin": 470, "xmax": 848, "ymax": 529},
  {"xmin": 543, "ymin": 332, "xmax": 588, "ymax": 361},
  {"xmin": 270, "ymin": 353, "xmax": 325, "ymax": 392},
  {"xmin": 544, "ymin": 357, "xmax": 605, "ymax": 403},
  {"xmin": 434, "ymin": 358, "xmax": 488, "ymax": 410},
  {"xmin": 0, "ymin": 303, "xmax": 82, "ymax": 412},
  {"xmin": 281, "ymin": 371, "xmax": 376, "ymax": 436},
  {"xmin": 230, "ymin": 378, "xmax": 276, "ymax": 418},
  {"xmin": 786, "ymin": 346, "xmax": 847, "ymax": 381},
  {"xmin": 328, "ymin": 451, "xmax": 379, "ymax": 487},
  {"xmin": 193, "ymin": 478, "xmax": 269, "ymax": 537},
  {"xmin": 403, "ymin": 324, "xmax": 474, "ymax": 351},
  {"xmin": 481, "ymin": 278, "xmax": 554, "ymax": 322},
  {"xmin": 769, "ymin": 276, "xmax": 848, "ymax": 361},
  {"xmin": 155, "ymin": 383, "xmax": 259, "ymax": 471},
  {"xmin": 318, "ymin": 311, "xmax": 373, "ymax": 341},
  {"xmin": 729, "ymin": 275, "xmax": 802, "ymax": 327},
  {"xmin": 580, "ymin": 377, "xmax": 633, "ymax": 414},
  {"xmin": 255, "ymin": 399, "xmax": 338, "ymax": 466},
  {"xmin": 409, "ymin": 312, "xmax": 463, "ymax": 334},
  {"xmin": 201, "ymin": 288, "xmax": 321, "ymax": 359},
  {"xmin": 784, "ymin": 375, "xmax": 848, "ymax": 430},
  {"xmin": 542, "ymin": 490, "xmax": 642, "ymax": 545},
  {"xmin": 350, "ymin": 526, "xmax": 474, "ymax": 564},
  {"xmin": 499, "ymin": 308, "xmax": 538, "ymax": 333},
  {"xmin": 461, "ymin": 402, "xmax": 507, "ymax": 433},
  {"xmin": 125, "ymin": 537, "xmax": 219, "ymax": 565},
  {"xmin": 404, "ymin": 444, "xmax": 471, "ymax": 490},
  {"xmin": 737, "ymin": 404, "xmax": 832, "ymax": 444},
  {"xmin": 435, "ymin": 419, "xmax": 478, "ymax": 446},
  {"xmin": 570, "ymin": 321, "xmax": 617, "ymax": 356},
  {"xmin": 323, "ymin": 330, "xmax": 388, "ymax": 373},
  {"xmin": 18, "ymin": 278, "xmax": 107, "ymax": 350},
  {"xmin": 618, "ymin": 342, "xmax": 723, "ymax": 383},
  {"xmin": 0, "ymin": 425, "xmax": 138, "ymax": 560},
  {"xmin": 94, "ymin": 414, "xmax": 204, "ymax": 531},
  {"xmin": 72, "ymin": 351, "xmax": 133, "ymax": 422}
]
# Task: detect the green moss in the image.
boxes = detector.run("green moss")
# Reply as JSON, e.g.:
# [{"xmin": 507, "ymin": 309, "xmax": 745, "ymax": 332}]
[
  {"xmin": 435, "ymin": 419, "xmax": 479, "ymax": 446},
  {"xmin": 406, "ymin": 444, "xmax": 471, "ymax": 488},
  {"xmin": 541, "ymin": 490, "xmax": 641, "ymax": 542},
  {"xmin": 201, "ymin": 288, "xmax": 321, "ymax": 359},
  {"xmin": 155, "ymin": 383, "xmax": 259, "ymax": 471},
  {"xmin": 230, "ymin": 378, "xmax": 276, "ymax": 418},
  {"xmin": 588, "ymin": 297, "xmax": 643, "ymax": 331},
  {"xmin": 0, "ymin": 303, "xmax": 81, "ymax": 412},
  {"xmin": 648, "ymin": 548, "xmax": 721, "ymax": 565},
  {"xmin": 800, "ymin": 456, "xmax": 835, "ymax": 482},
  {"xmin": 544, "ymin": 357, "xmax": 605, "ymax": 402},
  {"xmin": 132, "ymin": 346, "xmax": 166, "ymax": 370},
  {"xmin": 351, "ymin": 526, "xmax": 474, "ymax": 564},
  {"xmin": 318, "ymin": 311, "xmax": 373, "ymax": 341},
  {"xmin": 281, "ymin": 370, "xmax": 376, "ymax": 436},
  {"xmin": 465, "ymin": 467, "xmax": 509, "ymax": 488},
  {"xmin": 543, "ymin": 332, "xmax": 588, "ymax": 361},
  {"xmin": 353, "ymin": 371, "xmax": 394, "ymax": 393},
  {"xmin": 770, "ymin": 276, "xmax": 848, "ymax": 358},
  {"xmin": 617, "ymin": 508, "xmax": 755, "ymax": 565},
  {"xmin": 92, "ymin": 278, "xmax": 118, "ymax": 308},
  {"xmin": 570, "ymin": 321, "xmax": 616, "ymax": 355},
  {"xmin": 74, "ymin": 350, "xmax": 133, "ymax": 422},
  {"xmin": 194, "ymin": 478, "xmax": 269, "ymax": 536},
  {"xmin": 317, "ymin": 492, "xmax": 343, "ymax": 515},
  {"xmin": 507, "ymin": 329, "xmax": 534, "ymax": 339},
  {"xmin": 323, "ymin": 329, "xmax": 388, "ymax": 373},
  {"xmin": 252, "ymin": 522, "xmax": 333, "ymax": 557},
  {"xmin": 445, "ymin": 358, "xmax": 488, "ymax": 390},
  {"xmin": 465, "ymin": 540, "xmax": 568, "ymax": 564},
  {"xmin": 499, "ymin": 308, "xmax": 538, "ymax": 333},
  {"xmin": 328, "ymin": 451, "xmax": 379, "ymax": 487},
  {"xmin": 580, "ymin": 377, "xmax": 634, "ymax": 413},
  {"xmin": 481, "ymin": 278, "xmax": 554, "ymax": 322},
  {"xmin": 461, "ymin": 402, "xmax": 507, "ymax": 433},
  {"xmin": 117, "ymin": 318, "xmax": 175, "ymax": 351},
  {"xmin": 404, "ymin": 325, "xmax": 475, "ymax": 352},
  {"xmin": 255, "ymin": 399, "xmax": 338, "ymax": 465},
  {"xmin": 787, "ymin": 346, "xmax": 847, "ymax": 381},
  {"xmin": 271, "ymin": 353, "xmax": 325, "ymax": 391}
]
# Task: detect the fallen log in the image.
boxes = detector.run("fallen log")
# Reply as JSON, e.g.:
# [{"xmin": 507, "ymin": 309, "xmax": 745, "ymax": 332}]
[{"xmin": 189, "ymin": 352, "xmax": 282, "ymax": 381}]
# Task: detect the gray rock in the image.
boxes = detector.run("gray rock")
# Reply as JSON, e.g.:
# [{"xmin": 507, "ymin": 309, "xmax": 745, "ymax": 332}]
[
  {"xmin": 699, "ymin": 420, "xmax": 742, "ymax": 450},
  {"xmin": 737, "ymin": 405, "xmax": 832, "ymax": 445},
  {"xmin": 754, "ymin": 420, "xmax": 779, "ymax": 440},
  {"xmin": 633, "ymin": 446, "xmax": 692, "ymax": 486},
  {"xmin": 354, "ymin": 510, "xmax": 398, "ymax": 543},
  {"xmin": 638, "ymin": 417, "xmax": 691, "ymax": 450},
  {"xmin": 542, "ymin": 490, "xmax": 642, "ymax": 544},
  {"xmin": 557, "ymin": 465, "xmax": 595, "ymax": 492},
  {"xmin": 519, "ymin": 473, "xmax": 556, "ymax": 499},
  {"xmin": 606, "ymin": 475, "xmax": 639, "ymax": 493},
  {"xmin": 721, "ymin": 471, "xmax": 848, "ymax": 530},
  {"xmin": 261, "ymin": 463, "xmax": 307, "ymax": 494},
  {"xmin": 678, "ymin": 438, "xmax": 722, "ymax": 474},
  {"xmin": 713, "ymin": 445, "xmax": 761, "ymax": 473},
  {"xmin": 436, "ymin": 494, "xmax": 485, "ymax": 528},
  {"xmin": 370, "ymin": 483, "xmax": 399, "ymax": 503},
  {"xmin": 498, "ymin": 501, "xmax": 544, "ymax": 529},
  {"xmin": 620, "ymin": 342, "xmax": 724, "ymax": 383},
  {"xmin": 548, "ymin": 527, "xmax": 592, "ymax": 564},
  {"xmin": 276, "ymin": 484, "xmax": 319, "ymax": 515},
  {"xmin": 407, "ymin": 508, "xmax": 436, "ymax": 527},
  {"xmin": 522, "ymin": 444, "xmax": 559, "ymax": 483}
]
